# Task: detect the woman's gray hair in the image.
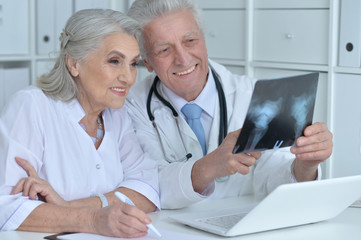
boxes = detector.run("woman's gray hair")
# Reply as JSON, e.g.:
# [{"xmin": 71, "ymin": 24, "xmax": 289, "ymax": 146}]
[
  {"xmin": 38, "ymin": 9, "xmax": 141, "ymax": 102},
  {"xmin": 127, "ymin": 0, "xmax": 204, "ymax": 61}
]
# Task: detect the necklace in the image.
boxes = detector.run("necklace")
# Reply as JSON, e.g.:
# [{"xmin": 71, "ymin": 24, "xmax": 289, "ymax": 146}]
[
  {"xmin": 95, "ymin": 115, "xmax": 104, "ymax": 143},
  {"xmin": 79, "ymin": 114, "xmax": 104, "ymax": 144}
]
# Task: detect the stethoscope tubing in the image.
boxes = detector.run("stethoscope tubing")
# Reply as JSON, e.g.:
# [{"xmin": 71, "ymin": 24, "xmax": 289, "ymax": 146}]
[{"xmin": 146, "ymin": 64, "xmax": 228, "ymax": 161}]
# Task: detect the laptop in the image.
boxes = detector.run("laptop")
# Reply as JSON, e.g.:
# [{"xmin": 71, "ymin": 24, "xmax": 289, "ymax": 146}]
[{"xmin": 169, "ymin": 175, "xmax": 361, "ymax": 237}]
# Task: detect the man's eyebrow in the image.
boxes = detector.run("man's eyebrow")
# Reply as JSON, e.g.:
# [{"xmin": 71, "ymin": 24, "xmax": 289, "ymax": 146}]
[
  {"xmin": 154, "ymin": 31, "xmax": 201, "ymax": 47},
  {"xmin": 183, "ymin": 30, "xmax": 200, "ymax": 38},
  {"xmin": 155, "ymin": 41, "xmax": 170, "ymax": 47}
]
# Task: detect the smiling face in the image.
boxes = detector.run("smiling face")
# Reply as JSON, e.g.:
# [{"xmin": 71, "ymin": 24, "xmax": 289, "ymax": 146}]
[
  {"xmin": 142, "ymin": 8, "xmax": 209, "ymax": 101},
  {"xmin": 68, "ymin": 32, "xmax": 140, "ymax": 113}
]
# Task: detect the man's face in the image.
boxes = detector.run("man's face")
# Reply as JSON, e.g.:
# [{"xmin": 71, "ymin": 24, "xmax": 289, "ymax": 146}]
[{"xmin": 143, "ymin": 9, "xmax": 209, "ymax": 101}]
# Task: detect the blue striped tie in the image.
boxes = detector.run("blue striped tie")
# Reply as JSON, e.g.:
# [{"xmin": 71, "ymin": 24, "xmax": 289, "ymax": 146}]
[{"xmin": 181, "ymin": 104, "xmax": 206, "ymax": 155}]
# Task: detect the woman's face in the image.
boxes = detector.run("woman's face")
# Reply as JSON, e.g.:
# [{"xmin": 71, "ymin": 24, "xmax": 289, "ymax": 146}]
[{"xmin": 69, "ymin": 32, "xmax": 140, "ymax": 113}]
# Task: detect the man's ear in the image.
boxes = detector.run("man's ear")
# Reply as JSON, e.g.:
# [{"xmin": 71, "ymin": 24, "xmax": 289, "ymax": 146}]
[
  {"xmin": 66, "ymin": 56, "xmax": 80, "ymax": 77},
  {"xmin": 142, "ymin": 58, "xmax": 154, "ymax": 73}
]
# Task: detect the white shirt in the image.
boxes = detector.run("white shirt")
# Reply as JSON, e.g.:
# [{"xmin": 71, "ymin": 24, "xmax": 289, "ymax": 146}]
[
  {"xmin": 162, "ymin": 68, "xmax": 217, "ymax": 144},
  {"xmin": 0, "ymin": 87, "xmax": 160, "ymax": 231}
]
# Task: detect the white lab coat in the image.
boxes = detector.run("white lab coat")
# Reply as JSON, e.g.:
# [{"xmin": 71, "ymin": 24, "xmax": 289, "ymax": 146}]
[
  {"xmin": 126, "ymin": 59, "xmax": 302, "ymax": 209},
  {"xmin": 0, "ymin": 87, "xmax": 160, "ymax": 230}
]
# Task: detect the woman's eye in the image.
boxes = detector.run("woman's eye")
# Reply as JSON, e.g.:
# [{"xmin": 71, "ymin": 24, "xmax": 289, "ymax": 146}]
[
  {"xmin": 131, "ymin": 62, "xmax": 139, "ymax": 67},
  {"xmin": 109, "ymin": 59, "xmax": 119, "ymax": 64}
]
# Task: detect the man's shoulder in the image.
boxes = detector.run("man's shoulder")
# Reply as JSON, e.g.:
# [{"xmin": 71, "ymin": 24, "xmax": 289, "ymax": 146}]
[
  {"xmin": 209, "ymin": 59, "xmax": 256, "ymax": 94},
  {"xmin": 127, "ymin": 73, "xmax": 155, "ymax": 104}
]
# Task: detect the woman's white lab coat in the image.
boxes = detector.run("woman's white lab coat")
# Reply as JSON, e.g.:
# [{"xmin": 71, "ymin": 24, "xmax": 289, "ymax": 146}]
[{"xmin": 126, "ymin": 59, "xmax": 300, "ymax": 209}]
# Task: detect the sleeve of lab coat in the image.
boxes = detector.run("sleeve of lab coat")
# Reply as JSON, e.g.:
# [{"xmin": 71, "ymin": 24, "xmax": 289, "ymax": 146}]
[
  {"xmin": 0, "ymin": 90, "xmax": 45, "ymax": 231},
  {"xmin": 115, "ymin": 109, "xmax": 161, "ymax": 210}
]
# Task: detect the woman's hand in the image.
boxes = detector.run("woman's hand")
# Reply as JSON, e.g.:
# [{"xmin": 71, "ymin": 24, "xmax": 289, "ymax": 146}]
[
  {"xmin": 11, "ymin": 157, "xmax": 69, "ymax": 207},
  {"xmin": 91, "ymin": 202, "xmax": 152, "ymax": 238}
]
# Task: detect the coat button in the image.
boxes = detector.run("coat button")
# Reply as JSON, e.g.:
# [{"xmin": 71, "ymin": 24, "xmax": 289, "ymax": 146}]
[{"xmin": 96, "ymin": 164, "xmax": 101, "ymax": 169}]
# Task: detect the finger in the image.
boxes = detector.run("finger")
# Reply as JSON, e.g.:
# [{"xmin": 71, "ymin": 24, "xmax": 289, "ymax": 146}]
[
  {"xmin": 232, "ymin": 128, "xmax": 242, "ymax": 137},
  {"xmin": 294, "ymin": 149, "xmax": 330, "ymax": 162},
  {"xmin": 28, "ymin": 183, "xmax": 41, "ymax": 200},
  {"xmin": 15, "ymin": 157, "xmax": 38, "ymax": 177},
  {"xmin": 118, "ymin": 204, "xmax": 150, "ymax": 232},
  {"xmin": 228, "ymin": 157, "xmax": 253, "ymax": 175},
  {"xmin": 295, "ymin": 138, "xmax": 332, "ymax": 154},
  {"xmin": 232, "ymin": 161, "xmax": 250, "ymax": 175},
  {"xmin": 303, "ymin": 122, "xmax": 328, "ymax": 137},
  {"xmin": 22, "ymin": 177, "xmax": 38, "ymax": 198},
  {"xmin": 246, "ymin": 151, "xmax": 262, "ymax": 160},
  {"xmin": 224, "ymin": 129, "xmax": 242, "ymax": 143},
  {"xmin": 294, "ymin": 142, "xmax": 333, "ymax": 161},
  {"xmin": 116, "ymin": 218, "xmax": 148, "ymax": 236},
  {"xmin": 296, "ymin": 129, "xmax": 332, "ymax": 147},
  {"xmin": 243, "ymin": 153, "xmax": 257, "ymax": 167},
  {"xmin": 10, "ymin": 178, "xmax": 25, "ymax": 195},
  {"xmin": 294, "ymin": 131, "xmax": 333, "ymax": 155}
]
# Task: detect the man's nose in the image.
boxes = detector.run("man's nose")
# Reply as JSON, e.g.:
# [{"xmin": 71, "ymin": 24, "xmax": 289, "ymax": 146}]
[{"xmin": 174, "ymin": 45, "xmax": 190, "ymax": 65}]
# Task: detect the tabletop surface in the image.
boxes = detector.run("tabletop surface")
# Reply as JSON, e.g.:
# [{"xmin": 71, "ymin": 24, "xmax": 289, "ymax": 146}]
[{"xmin": 1, "ymin": 196, "xmax": 360, "ymax": 240}]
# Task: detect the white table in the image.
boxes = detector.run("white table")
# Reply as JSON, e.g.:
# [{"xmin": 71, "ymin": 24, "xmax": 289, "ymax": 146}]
[{"xmin": 1, "ymin": 196, "xmax": 360, "ymax": 240}]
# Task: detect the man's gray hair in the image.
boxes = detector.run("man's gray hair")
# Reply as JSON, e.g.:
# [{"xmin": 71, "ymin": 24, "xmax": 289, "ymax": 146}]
[
  {"xmin": 127, "ymin": 0, "xmax": 204, "ymax": 61},
  {"xmin": 38, "ymin": 9, "xmax": 141, "ymax": 102}
]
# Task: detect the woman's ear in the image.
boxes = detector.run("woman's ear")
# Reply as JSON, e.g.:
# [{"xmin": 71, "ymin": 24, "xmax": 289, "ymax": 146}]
[{"xmin": 66, "ymin": 56, "xmax": 80, "ymax": 77}]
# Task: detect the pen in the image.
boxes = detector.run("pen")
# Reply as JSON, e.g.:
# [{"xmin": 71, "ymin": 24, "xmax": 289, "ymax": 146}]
[{"xmin": 114, "ymin": 191, "xmax": 162, "ymax": 238}]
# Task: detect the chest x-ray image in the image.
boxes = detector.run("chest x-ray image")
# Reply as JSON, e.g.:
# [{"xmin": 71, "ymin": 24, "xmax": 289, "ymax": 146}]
[{"xmin": 233, "ymin": 72, "xmax": 319, "ymax": 154}]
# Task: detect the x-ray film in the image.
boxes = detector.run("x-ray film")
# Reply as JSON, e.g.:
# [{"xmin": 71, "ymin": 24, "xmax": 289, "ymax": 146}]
[{"xmin": 233, "ymin": 72, "xmax": 319, "ymax": 154}]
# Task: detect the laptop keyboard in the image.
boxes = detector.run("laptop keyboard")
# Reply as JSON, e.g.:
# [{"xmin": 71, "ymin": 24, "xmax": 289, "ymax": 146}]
[{"xmin": 197, "ymin": 212, "xmax": 248, "ymax": 229}]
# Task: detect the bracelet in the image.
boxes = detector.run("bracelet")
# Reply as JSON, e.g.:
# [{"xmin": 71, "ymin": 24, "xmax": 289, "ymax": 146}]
[{"xmin": 96, "ymin": 194, "xmax": 108, "ymax": 208}]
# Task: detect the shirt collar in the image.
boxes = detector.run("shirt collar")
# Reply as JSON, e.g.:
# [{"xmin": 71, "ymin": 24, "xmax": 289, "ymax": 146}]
[
  {"xmin": 66, "ymin": 98, "xmax": 86, "ymax": 123},
  {"xmin": 162, "ymin": 66, "xmax": 217, "ymax": 118}
]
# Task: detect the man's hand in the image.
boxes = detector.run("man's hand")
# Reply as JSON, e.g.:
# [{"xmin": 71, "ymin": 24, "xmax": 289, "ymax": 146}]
[
  {"xmin": 290, "ymin": 122, "xmax": 333, "ymax": 181},
  {"xmin": 191, "ymin": 129, "xmax": 262, "ymax": 193}
]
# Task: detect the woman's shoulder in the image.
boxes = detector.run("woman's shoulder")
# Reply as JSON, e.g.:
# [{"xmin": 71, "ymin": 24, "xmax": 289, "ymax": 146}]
[
  {"xmin": 1, "ymin": 86, "xmax": 56, "ymax": 116},
  {"xmin": 6, "ymin": 86, "xmax": 46, "ymax": 106},
  {"xmin": 12, "ymin": 86, "xmax": 48, "ymax": 101}
]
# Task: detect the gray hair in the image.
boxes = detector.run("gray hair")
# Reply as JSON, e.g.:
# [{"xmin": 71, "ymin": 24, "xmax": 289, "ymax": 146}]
[
  {"xmin": 38, "ymin": 9, "xmax": 141, "ymax": 102},
  {"xmin": 127, "ymin": 0, "xmax": 204, "ymax": 61}
]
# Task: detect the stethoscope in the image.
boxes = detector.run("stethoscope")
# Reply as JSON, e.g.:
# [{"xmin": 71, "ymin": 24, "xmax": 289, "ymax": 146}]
[{"xmin": 146, "ymin": 65, "xmax": 228, "ymax": 164}]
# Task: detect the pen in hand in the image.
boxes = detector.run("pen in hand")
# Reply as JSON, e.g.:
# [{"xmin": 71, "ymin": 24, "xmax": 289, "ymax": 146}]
[{"xmin": 114, "ymin": 191, "xmax": 162, "ymax": 238}]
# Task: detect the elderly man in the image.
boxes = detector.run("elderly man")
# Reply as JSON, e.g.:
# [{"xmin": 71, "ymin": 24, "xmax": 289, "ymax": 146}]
[{"xmin": 126, "ymin": 0, "xmax": 333, "ymax": 209}]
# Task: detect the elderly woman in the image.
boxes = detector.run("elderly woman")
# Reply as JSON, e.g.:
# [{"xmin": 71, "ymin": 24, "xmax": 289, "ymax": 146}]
[{"xmin": 0, "ymin": 9, "xmax": 159, "ymax": 238}]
